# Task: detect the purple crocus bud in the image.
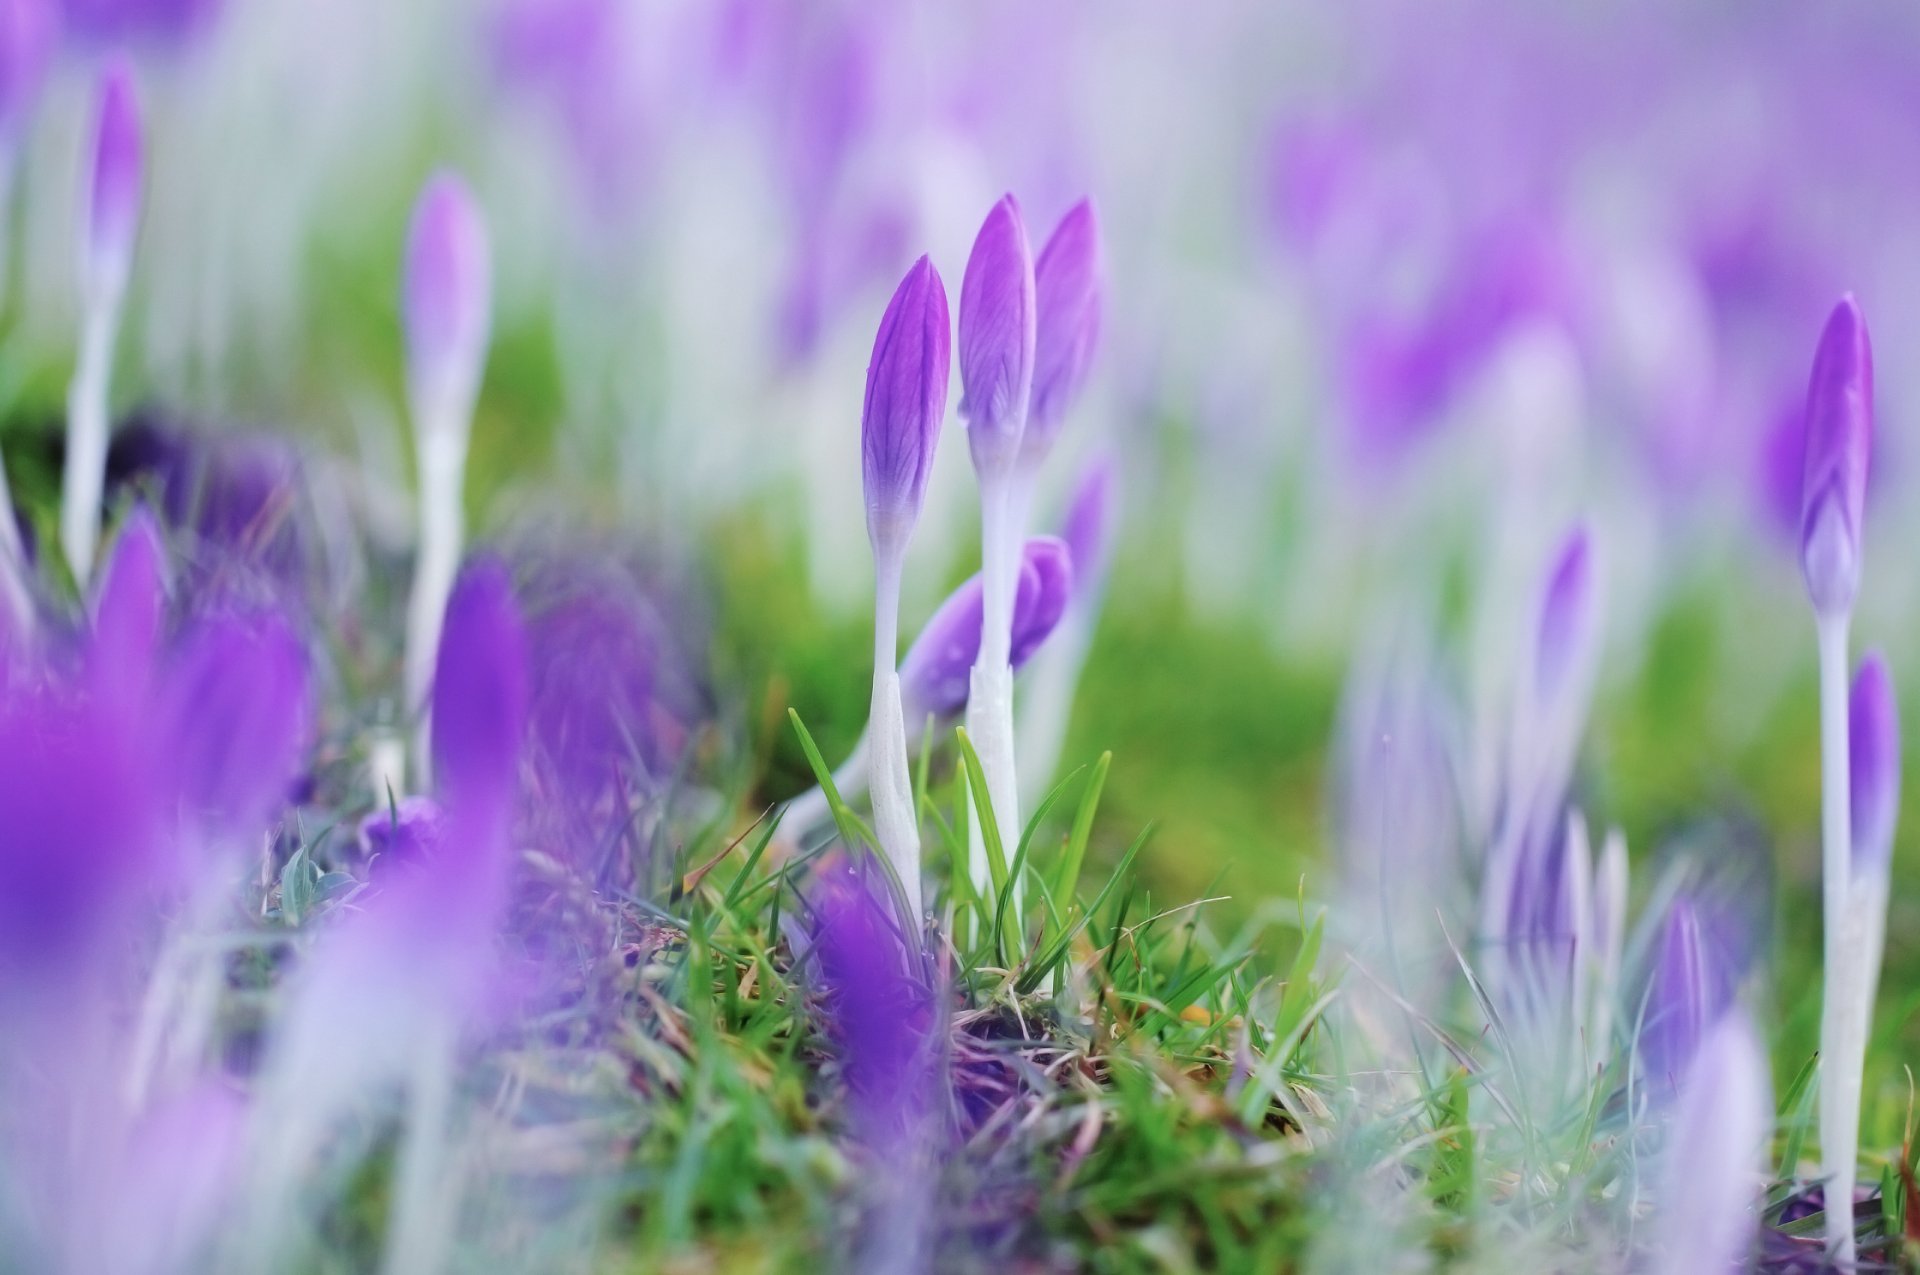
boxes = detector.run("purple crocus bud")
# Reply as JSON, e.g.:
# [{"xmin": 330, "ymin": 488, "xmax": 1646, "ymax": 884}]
[
  {"xmin": 1535, "ymin": 525, "xmax": 1594, "ymax": 707},
  {"xmin": 0, "ymin": 0, "xmax": 54, "ymax": 144},
  {"xmin": 431, "ymin": 556, "xmax": 528, "ymax": 824},
  {"xmin": 957, "ymin": 194, "xmax": 1036, "ymax": 475},
  {"xmin": 899, "ymin": 536, "xmax": 1073, "ymax": 722},
  {"xmin": 861, "ymin": 254, "xmax": 949, "ymax": 558},
  {"xmin": 403, "ymin": 172, "xmax": 492, "ymax": 410},
  {"xmin": 1059, "ymin": 453, "xmax": 1118, "ymax": 597},
  {"xmin": 88, "ymin": 504, "xmax": 167, "ymax": 702},
  {"xmin": 1649, "ymin": 1011, "xmax": 1770, "ymax": 1275},
  {"xmin": 810, "ymin": 860, "xmax": 933, "ymax": 1134},
  {"xmin": 357, "ymin": 795, "xmax": 446, "ymax": 865},
  {"xmin": 1022, "ymin": 199, "xmax": 1102, "ymax": 466},
  {"xmin": 158, "ymin": 610, "xmax": 311, "ymax": 840},
  {"xmin": 1799, "ymin": 296, "xmax": 1872, "ymax": 620},
  {"xmin": 81, "ymin": 58, "xmax": 142, "ymax": 304},
  {"xmin": 61, "ymin": 0, "xmax": 220, "ymax": 46},
  {"xmin": 1849, "ymin": 653, "xmax": 1900, "ymax": 874},
  {"xmin": 1640, "ymin": 896, "xmax": 1721, "ymax": 1092}
]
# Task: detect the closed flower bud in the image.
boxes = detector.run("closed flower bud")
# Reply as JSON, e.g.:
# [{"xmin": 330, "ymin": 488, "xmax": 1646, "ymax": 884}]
[
  {"xmin": 1850, "ymin": 652, "xmax": 1900, "ymax": 874},
  {"xmin": 1799, "ymin": 296, "xmax": 1872, "ymax": 620},
  {"xmin": 403, "ymin": 172, "xmax": 493, "ymax": 419},
  {"xmin": 81, "ymin": 59, "xmax": 142, "ymax": 304},
  {"xmin": 1535, "ymin": 525, "xmax": 1595, "ymax": 708},
  {"xmin": 899, "ymin": 536, "xmax": 1074, "ymax": 722},
  {"xmin": 431, "ymin": 556, "xmax": 528, "ymax": 822},
  {"xmin": 957, "ymin": 194, "xmax": 1036, "ymax": 475},
  {"xmin": 1023, "ymin": 199, "xmax": 1102, "ymax": 467},
  {"xmin": 861, "ymin": 255, "xmax": 950, "ymax": 557}
]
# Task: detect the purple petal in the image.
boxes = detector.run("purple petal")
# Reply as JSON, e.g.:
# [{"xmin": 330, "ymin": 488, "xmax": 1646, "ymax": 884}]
[
  {"xmin": 861, "ymin": 255, "xmax": 950, "ymax": 554},
  {"xmin": 60, "ymin": 0, "xmax": 220, "ymax": 45},
  {"xmin": 957, "ymin": 194, "xmax": 1036, "ymax": 472},
  {"xmin": 809, "ymin": 860, "xmax": 933, "ymax": 1134},
  {"xmin": 1023, "ymin": 199, "xmax": 1102, "ymax": 461},
  {"xmin": 1650, "ymin": 1011, "xmax": 1770, "ymax": 1275},
  {"xmin": 1849, "ymin": 653, "xmax": 1900, "ymax": 874},
  {"xmin": 0, "ymin": 689, "xmax": 162, "ymax": 976},
  {"xmin": 431, "ymin": 557, "xmax": 529, "ymax": 824},
  {"xmin": 899, "ymin": 537, "xmax": 1074, "ymax": 722},
  {"xmin": 159, "ymin": 610, "xmax": 312, "ymax": 839},
  {"xmin": 1535, "ymin": 525, "xmax": 1594, "ymax": 708},
  {"xmin": 0, "ymin": 0, "xmax": 54, "ymax": 141},
  {"xmin": 1058, "ymin": 453, "xmax": 1119, "ymax": 597},
  {"xmin": 83, "ymin": 58, "xmax": 142, "ymax": 297},
  {"xmin": 357, "ymin": 795, "xmax": 446, "ymax": 866},
  {"xmin": 1799, "ymin": 296, "xmax": 1872, "ymax": 618},
  {"xmin": 88, "ymin": 504, "xmax": 168, "ymax": 704},
  {"xmin": 403, "ymin": 172, "xmax": 492, "ymax": 396}
]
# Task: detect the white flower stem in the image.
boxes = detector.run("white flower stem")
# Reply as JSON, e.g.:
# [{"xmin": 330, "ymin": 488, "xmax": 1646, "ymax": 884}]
[
  {"xmin": 61, "ymin": 297, "xmax": 121, "ymax": 588},
  {"xmin": 1816, "ymin": 612, "xmax": 1857, "ymax": 1265},
  {"xmin": 384, "ymin": 1013, "xmax": 458, "ymax": 1275},
  {"xmin": 869, "ymin": 552, "xmax": 923, "ymax": 921},
  {"xmin": 405, "ymin": 409, "xmax": 469, "ymax": 788},
  {"xmin": 0, "ymin": 443, "xmax": 35, "ymax": 639},
  {"xmin": 967, "ymin": 473, "xmax": 1023, "ymax": 928}
]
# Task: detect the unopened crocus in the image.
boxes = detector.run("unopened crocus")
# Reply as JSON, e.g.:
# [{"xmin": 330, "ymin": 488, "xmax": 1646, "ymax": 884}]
[
  {"xmin": 860, "ymin": 255, "xmax": 949, "ymax": 922},
  {"xmin": 1638, "ymin": 894, "xmax": 1738, "ymax": 1096},
  {"xmin": 1519, "ymin": 524, "xmax": 1600, "ymax": 810},
  {"xmin": 88, "ymin": 505, "xmax": 167, "ymax": 705},
  {"xmin": 61, "ymin": 60, "xmax": 143, "ymax": 588},
  {"xmin": 1818, "ymin": 651, "xmax": 1900, "ymax": 1262},
  {"xmin": 1021, "ymin": 200, "xmax": 1102, "ymax": 472},
  {"xmin": 400, "ymin": 173, "xmax": 492, "ymax": 787},
  {"xmin": 957, "ymin": 194, "xmax": 1037, "ymax": 904},
  {"xmin": 1798, "ymin": 295, "xmax": 1874, "ymax": 1264},
  {"xmin": 1648, "ymin": 1011, "xmax": 1771, "ymax": 1275}
]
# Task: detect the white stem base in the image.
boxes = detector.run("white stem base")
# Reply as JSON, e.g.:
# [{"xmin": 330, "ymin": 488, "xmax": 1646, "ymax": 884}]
[
  {"xmin": 61, "ymin": 301, "xmax": 120, "ymax": 589},
  {"xmin": 965, "ymin": 660, "xmax": 1020, "ymax": 928},
  {"xmin": 405, "ymin": 425, "xmax": 468, "ymax": 788},
  {"xmin": 868, "ymin": 671, "xmax": 923, "ymax": 922},
  {"xmin": 1816, "ymin": 614, "xmax": 1856, "ymax": 1265}
]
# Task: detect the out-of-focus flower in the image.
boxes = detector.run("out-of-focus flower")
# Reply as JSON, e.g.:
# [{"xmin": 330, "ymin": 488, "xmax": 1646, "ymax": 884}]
[
  {"xmin": 958, "ymin": 194, "xmax": 1037, "ymax": 477},
  {"xmin": 1849, "ymin": 653, "xmax": 1899, "ymax": 873},
  {"xmin": 1647, "ymin": 1011, "xmax": 1771, "ymax": 1275},
  {"xmin": 899, "ymin": 536, "xmax": 1073, "ymax": 724},
  {"xmin": 154, "ymin": 609, "xmax": 310, "ymax": 843},
  {"xmin": 1798, "ymin": 296, "xmax": 1872, "ymax": 621},
  {"xmin": 87, "ymin": 504, "xmax": 167, "ymax": 702},
  {"xmin": 81, "ymin": 57, "xmax": 141, "ymax": 306},
  {"xmin": 1058, "ymin": 454, "xmax": 1117, "ymax": 598},
  {"xmin": 1637, "ymin": 893, "xmax": 1740, "ymax": 1095},
  {"xmin": 1533, "ymin": 525, "xmax": 1593, "ymax": 708},
  {"xmin": 861, "ymin": 254, "xmax": 950, "ymax": 563},
  {"xmin": 356, "ymin": 796, "xmax": 445, "ymax": 866},
  {"xmin": 403, "ymin": 172, "xmax": 492, "ymax": 423},
  {"xmin": 0, "ymin": 0, "xmax": 54, "ymax": 149},
  {"xmin": 59, "ymin": 0, "xmax": 219, "ymax": 46},
  {"xmin": 1022, "ymin": 199, "xmax": 1102, "ymax": 467}
]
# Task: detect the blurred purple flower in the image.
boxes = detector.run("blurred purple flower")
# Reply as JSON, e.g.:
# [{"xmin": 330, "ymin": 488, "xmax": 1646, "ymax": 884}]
[
  {"xmin": 0, "ymin": 0, "xmax": 53, "ymax": 145},
  {"xmin": 430, "ymin": 557, "xmax": 529, "ymax": 910},
  {"xmin": 862, "ymin": 255, "xmax": 950, "ymax": 559},
  {"xmin": 1023, "ymin": 199, "xmax": 1102, "ymax": 464},
  {"xmin": 0, "ymin": 687, "xmax": 162, "ymax": 978},
  {"xmin": 958, "ymin": 195, "xmax": 1037, "ymax": 475},
  {"xmin": 1059, "ymin": 453, "xmax": 1118, "ymax": 600},
  {"xmin": 155, "ymin": 609, "xmax": 311, "ymax": 841},
  {"xmin": 1534, "ymin": 524, "xmax": 1593, "ymax": 708},
  {"xmin": 898, "ymin": 536, "xmax": 1073, "ymax": 723},
  {"xmin": 403, "ymin": 172, "xmax": 491, "ymax": 403},
  {"xmin": 1849, "ymin": 653, "xmax": 1899, "ymax": 873},
  {"xmin": 357, "ymin": 796, "xmax": 445, "ymax": 866},
  {"xmin": 1638, "ymin": 894, "xmax": 1739, "ymax": 1094},
  {"xmin": 59, "ymin": 0, "xmax": 218, "ymax": 46},
  {"xmin": 810, "ymin": 860, "xmax": 935, "ymax": 1135},
  {"xmin": 1799, "ymin": 296, "xmax": 1872, "ymax": 620},
  {"xmin": 81, "ymin": 58, "xmax": 141, "ymax": 301},
  {"xmin": 87, "ymin": 504, "xmax": 167, "ymax": 704},
  {"xmin": 1648, "ymin": 1011, "xmax": 1770, "ymax": 1275}
]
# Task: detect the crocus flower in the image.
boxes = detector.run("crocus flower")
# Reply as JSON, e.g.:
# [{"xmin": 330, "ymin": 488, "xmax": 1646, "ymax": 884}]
[
  {"xmin": 1021, "ymin": 200, "xmax": 1102, "ymax": 469},
  {"xmin": 60, "ymin": 0, "xmax": 220, "ymax": 45},
  {"xmin": 61, "ymin": 60, "xmax": 143, "ymax": 587},
  {"xmin": 957, "ymin": 194, "xmax": 1036, "ymax": 478},
  {"xmin": 899, "ymin": 537, "xmax": 1073, "ymax": 725},
  {"xmin": 401, "ymin": 173, "xmax": 492, "ymax": 785},
  {"xmin": 87, "ymin": 504, "xmax": 167, "ymax": 704},
  {"xmin": 1638, "ymin": 894, "xmax": 1738, "ymax": 1096},
  {"xmin": 1648, "ymin": 1011, "xmax": 1771, "ymax": 1275},
  {"xmin": 0, "ymin": 0, "xmax": 53, "ymax": 151},
  {"xmin": 861, "ymin": 254, "xmax": 951, "ymax": 923},
  {"xmin": 1799, "ymin": 297, "xmax": 1872, "ymax": 622},
  {"xmin": 861, "ymin": 254, "xmax": 949, "ymax": 566}
]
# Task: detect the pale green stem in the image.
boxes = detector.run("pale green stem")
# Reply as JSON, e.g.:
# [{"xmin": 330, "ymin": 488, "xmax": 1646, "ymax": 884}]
[
  {"xmin": 61, "ymin": 297, "xmax": 120, "ymax": 588},
  {"xmin": 1816, "ymin": 612, "xmax": 1856, "ymax": 1265}
]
